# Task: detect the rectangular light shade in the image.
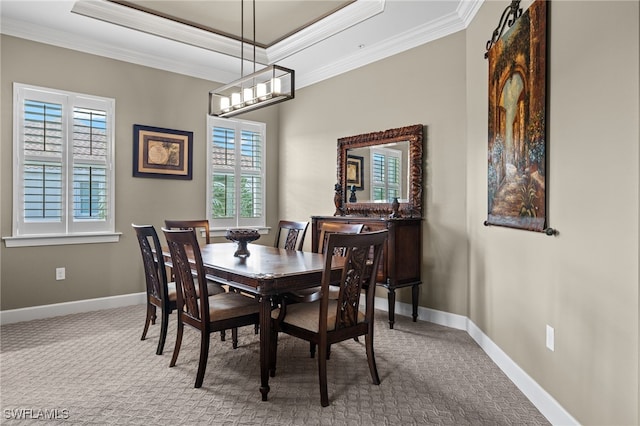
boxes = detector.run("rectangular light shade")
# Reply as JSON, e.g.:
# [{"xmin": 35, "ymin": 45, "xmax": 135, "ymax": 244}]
[{"xmin": 209, "ymin": 65, "xmax": 294, "ymax": 118}]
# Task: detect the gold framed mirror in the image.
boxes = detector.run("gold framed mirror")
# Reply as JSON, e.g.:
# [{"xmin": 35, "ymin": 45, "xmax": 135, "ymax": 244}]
[{"xmin": 336, "ymin": 124, "xmax": 424, "ymax": 217}]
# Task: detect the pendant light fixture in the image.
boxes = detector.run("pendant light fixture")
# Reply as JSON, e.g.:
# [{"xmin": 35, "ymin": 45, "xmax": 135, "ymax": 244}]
[{"xmin": 209, "ymin": 0, "xmax": 295, "ymax": 118}]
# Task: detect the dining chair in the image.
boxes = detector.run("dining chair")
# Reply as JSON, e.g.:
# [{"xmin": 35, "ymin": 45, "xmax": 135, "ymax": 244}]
[
  {"xmin": 163, "ymin": 220, "xmax": 216, "ymax": 275},
  {"xmin": 162, "ymin": 228, "xmax": 260, "ymax": 388},
  {"xmin": 164, "ymin": 219, "xmax": 212, "ymax": 244},
  {"xmin": 164, "ymin": 219, "xmax": 231, "ymax": 340},
  {"xmin": 291, "ymin": 221, "xmax": 365, "ymax": 357},
  {"xmin": 274, "ymin": 220, "xmax": 309, "ymax": 251},
  {"xmin": 270, "ymin": 230, "xmax": 388, "ymax": 407},
  {"xmin": 314, "ymin": 222, "xmax": 364, "ymax": 254},
  {"xmin": 133, "ymin": 224, "xmax": 176, "ymax": 356}
]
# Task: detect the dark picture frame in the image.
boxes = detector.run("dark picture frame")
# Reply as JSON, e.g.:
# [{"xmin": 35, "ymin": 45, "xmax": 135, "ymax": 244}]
[
  {"xmin": 486, "ymin": 0, "xmax": 547, "ymax": 232},
  {"xmin": 346, "ymin": 155, "xmax": 364, "ymax": 190},
  {"xmin": 133, "ymin": 124, "xmax": 193, "ymax": 180}
]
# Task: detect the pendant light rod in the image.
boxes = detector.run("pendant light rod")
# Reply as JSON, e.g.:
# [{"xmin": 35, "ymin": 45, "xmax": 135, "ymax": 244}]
[
  {"xmin": 240, "ymin": 0, "xmax": 244, "ymax": 77},
  {"xmin": 208, "ymin": 0, "xmax": 295, "ymax": 118},
  {"xmin": 252, "ymin": 0, "xmax": 256, "ymax": 74},
  {"xmin": 240, "ymin": 0, "xmax": 257, "ymax": 76}
]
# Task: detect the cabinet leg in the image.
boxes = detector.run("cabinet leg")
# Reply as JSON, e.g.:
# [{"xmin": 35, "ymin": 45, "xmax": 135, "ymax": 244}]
[
  {"xmin": 387, "ymin": 289, "xmax": 396, "ymax": 329},
  {"xmin": 412, "ymin": 284, "xmax": 419, "ymax": 322}
]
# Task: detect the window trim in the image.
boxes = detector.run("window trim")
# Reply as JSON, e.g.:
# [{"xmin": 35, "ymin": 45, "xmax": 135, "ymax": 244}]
[
  {"xmin": 206, "ymin": 116, "xmax": 266, "ymax": 230},
  {"xmin": 7, "ymin": 83, "xmax": 118, "ymax": 247},
  {"xmin": 3, "ymin": 232, "xmax": 122, "ymax": 248}
]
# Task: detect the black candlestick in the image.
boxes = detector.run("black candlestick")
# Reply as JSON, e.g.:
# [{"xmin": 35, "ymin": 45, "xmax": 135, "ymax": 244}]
[{"xmin": 349, "ymin": 185, "xmax": 357, "ymax": 203}]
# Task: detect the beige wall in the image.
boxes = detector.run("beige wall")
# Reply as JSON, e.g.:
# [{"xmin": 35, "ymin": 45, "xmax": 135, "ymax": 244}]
[
  {"xmin": 0, "ymin": 36, "xmax": 281, "ymax": 310},
  {"xmin": 279, "ymin": 30, "xmax": 470, "ymax": 314},
  {"xmin": 278, "ymin": 1, "xmax": 639, "ymax": 424},
  {"xmin": 464, "ymin": 1, "xmax": 638, "ymax": 424},
  {"xmin": 1, "ymin": 1, "xmax": 639, "ymax": 423}
]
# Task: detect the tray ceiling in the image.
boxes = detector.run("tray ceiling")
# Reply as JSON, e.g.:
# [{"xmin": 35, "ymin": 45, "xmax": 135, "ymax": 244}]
[{"xmin": 1, "ymin": 0, "xmax": 483, "ymax": 88}]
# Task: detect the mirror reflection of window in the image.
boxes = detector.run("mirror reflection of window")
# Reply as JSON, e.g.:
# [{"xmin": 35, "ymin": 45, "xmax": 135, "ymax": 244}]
[
  {"xmin": 338, "ymin": 124, "xmax": 422, "ymax": 215},
  {"xmin": 371, "ymin": 147, "xmax": 402, "ymax": 202}
]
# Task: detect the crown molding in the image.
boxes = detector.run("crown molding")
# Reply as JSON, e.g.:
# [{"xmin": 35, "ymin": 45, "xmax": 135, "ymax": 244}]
[
  {"xmin": 0, "ymin": 17, "xmax": 238, "ymax": 83},
  {"xmin": 71, "ymin": 0, "xmax": 269, "ymax": 64},
  {"xmin": 265, "ymin": 0, "xmax": 385, "ymax": 63},
  {"xmin": 296, "ymin": 2, "xmax": 482, "ymax": 88},
  {"xmin": 457, "ymin": 0, "xmax": 484, "ymax": 27}
]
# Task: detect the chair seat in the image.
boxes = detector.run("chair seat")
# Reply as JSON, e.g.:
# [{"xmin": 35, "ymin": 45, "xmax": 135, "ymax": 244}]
[
  {"xmin": 198, "ymin": 292, "xmax": 260, "ymax": 322},
  {"xmin": 272, "ymin": 300, "xmax": 365, "ymax": 333},
  {"xmin": 166, "ymin": 280, "xmax": 225, "ymax": 302}
]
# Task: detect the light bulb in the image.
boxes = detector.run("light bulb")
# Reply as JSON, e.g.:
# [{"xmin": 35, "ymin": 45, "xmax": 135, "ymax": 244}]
[
  {"xmin": 256, "ymin": 83, "xmax": 267, "ymax": 99},
  {"xmin": 220, "ymin": 96, "xmax": 230, "ymax": 111},
  {"xmin": 231, "ymin": 92, "xmax": 242, "ymax": 107},
  {"xmin": 271, "ymin": 78, "xmax": 282, "ymax": 95},
  {"xmin": 243, "ymin": 87, "xmax": 254, "ymax": 104}
]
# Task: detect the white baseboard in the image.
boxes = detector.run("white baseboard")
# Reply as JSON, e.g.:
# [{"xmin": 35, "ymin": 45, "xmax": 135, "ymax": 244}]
[
  {"xmin": 0, "ymin": 292, "xmax": 146, "ymax": 324},
  {"xmin": 465, "ymin": 320, "xmax": 579, "ymax": 426},
  {"xmin": 372, "ymin": 295, "xmax": 579, "ymax": 426},
  {"xmin": 1, "ymin": 292, "xmax": 577, "ymax": 426}
]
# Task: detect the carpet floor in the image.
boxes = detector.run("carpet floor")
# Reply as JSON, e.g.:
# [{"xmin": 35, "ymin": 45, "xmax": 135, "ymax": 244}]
[{"xmin": 0, "ymin": 305, "xmax": 549, "ymax": 425}]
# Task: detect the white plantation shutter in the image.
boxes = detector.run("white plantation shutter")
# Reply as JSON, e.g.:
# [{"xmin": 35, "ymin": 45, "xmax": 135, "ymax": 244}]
[
  {"xmin": 371, "ymin": 147, "xmax": 402, "ymax": 202},
  {"xmin": 239, "ymin": 129, "xmax": 263, "ymax": 219},
  {"xmin": 211, "ymin": 125, "xmax": 237, "ymax": 220},
  {"xmin": 22, "ymin": 98, "xmax": 64, "ymax": 227},
  {"xmin": 71, "ymin": 107, "xmax": 109, "ymax": 225},
  {"xmin": 13, "ymin": 84, "xmax": 115, "ymax": 238},
  {"xmin": 372, "ymin": 152, "xmax": 385, "ymax": 202},
  {"xmin": 207, "ymin": 117, "xmax": 265, "ymax": 228},
  {"xmin": 387, "ymin": 154, "xmax": 401, "ymax": 200}
]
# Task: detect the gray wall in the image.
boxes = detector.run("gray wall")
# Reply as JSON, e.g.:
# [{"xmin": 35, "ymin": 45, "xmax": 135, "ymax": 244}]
[
  {"xmin": 278, "ymin": 30, "xmax": 469, "ymax": 315},
  {"xmin": 1, "ymin": 1, "xmax": 639, "ymax": 423},
  {"xmin": 0, "ymin": 36, "xmax": 282, "ymax": 309},
  {"xmin": 465, "ymin": 2, "xmax": 638, "ymax": 424},
  {"xmin": 277, "ymin": 2, "xmax": 639, "ymax": 425}
]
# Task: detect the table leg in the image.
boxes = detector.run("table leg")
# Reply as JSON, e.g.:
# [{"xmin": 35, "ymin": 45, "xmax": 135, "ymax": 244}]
[
  {"xmin": 259, "ymin": 295, "xmax": 271, "ymax": 401},
  {"xmin": 412, "ymin": 284, "xmax": 419, "ymax": 322},
  {"xmin": 387, "ymin": 288, "xmax": 396, "ymax": 329}
]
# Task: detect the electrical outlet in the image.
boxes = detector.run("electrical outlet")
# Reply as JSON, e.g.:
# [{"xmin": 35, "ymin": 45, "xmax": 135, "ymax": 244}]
[
  {"xmin": 56, "ymin": 267, "xmax": 66, "ymax": 281},
  {"xmin": 546, "ymin": 325, "xmax": 554, "ymax": 351}
]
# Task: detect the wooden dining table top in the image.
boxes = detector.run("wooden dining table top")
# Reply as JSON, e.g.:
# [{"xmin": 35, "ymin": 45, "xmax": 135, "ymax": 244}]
[{"xmin": 162, "ymin": 242, "xmax": 344, "ymax": 296}]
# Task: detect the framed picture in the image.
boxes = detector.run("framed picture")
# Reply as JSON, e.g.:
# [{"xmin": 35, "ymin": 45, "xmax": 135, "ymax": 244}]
[
  {"xmin": 486, "ymin": 0, "xmax": 547, "ymax": 232},
  {"xmin": 133, "ymin": 124, "xmax": 193, "ymax": 180},
  {"xmin": 346, "ymin": 155, "xmax": 364, "ymax": 190}
]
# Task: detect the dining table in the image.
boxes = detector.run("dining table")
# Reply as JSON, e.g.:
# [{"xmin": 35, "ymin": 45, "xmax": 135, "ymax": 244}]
[{"xmin": 163, "ymin": 242, "xmax": 343, "ymax": 401}]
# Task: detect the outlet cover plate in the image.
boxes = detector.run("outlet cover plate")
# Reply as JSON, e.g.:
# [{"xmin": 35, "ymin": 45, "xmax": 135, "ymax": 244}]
[
  {"xmin": 56, "ymin": 267, "xmax": 65, "ymax": 280},
  {"xmin": 546, "ymin": 325, "xmax": 554, "ymax": 351}
]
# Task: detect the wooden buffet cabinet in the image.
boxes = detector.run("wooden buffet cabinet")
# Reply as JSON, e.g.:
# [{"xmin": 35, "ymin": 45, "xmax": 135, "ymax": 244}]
[
  {"xmin": 323, "ymin": 123, "xmax": 425, "ymax": 329},
  {"xmin": 311, "ymin": 215, "xmax": 422, "ymax": 329}
]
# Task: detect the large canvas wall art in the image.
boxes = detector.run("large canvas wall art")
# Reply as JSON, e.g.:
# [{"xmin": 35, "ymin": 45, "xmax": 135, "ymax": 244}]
[{"xmin": 486, "ymin": 0, "xmax": 547, "ymax": 232}]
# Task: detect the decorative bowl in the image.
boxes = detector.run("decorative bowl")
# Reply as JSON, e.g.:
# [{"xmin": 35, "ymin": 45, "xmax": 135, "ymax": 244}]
[{"xmin": 225, "ymin": 228, "xmax": 260, "ymax": 257}]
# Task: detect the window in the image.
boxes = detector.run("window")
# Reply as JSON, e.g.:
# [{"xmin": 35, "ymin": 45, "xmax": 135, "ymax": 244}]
[
  {"xmin": 8, "ymin": 83, "xmax": 116, "ymax": 246},
  {"xmin": 207, "ymin": 117, "xmax": 266, "ymax": 229},
  {"xmin": 371, "ymin": 147, "xmax": 402, "ymax": 202}
]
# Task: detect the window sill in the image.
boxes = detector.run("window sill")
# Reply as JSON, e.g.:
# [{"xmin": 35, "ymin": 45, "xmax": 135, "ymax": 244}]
[{"xmin": 3, "ymin": 232, "xmax": 122, "ymax": 248}]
